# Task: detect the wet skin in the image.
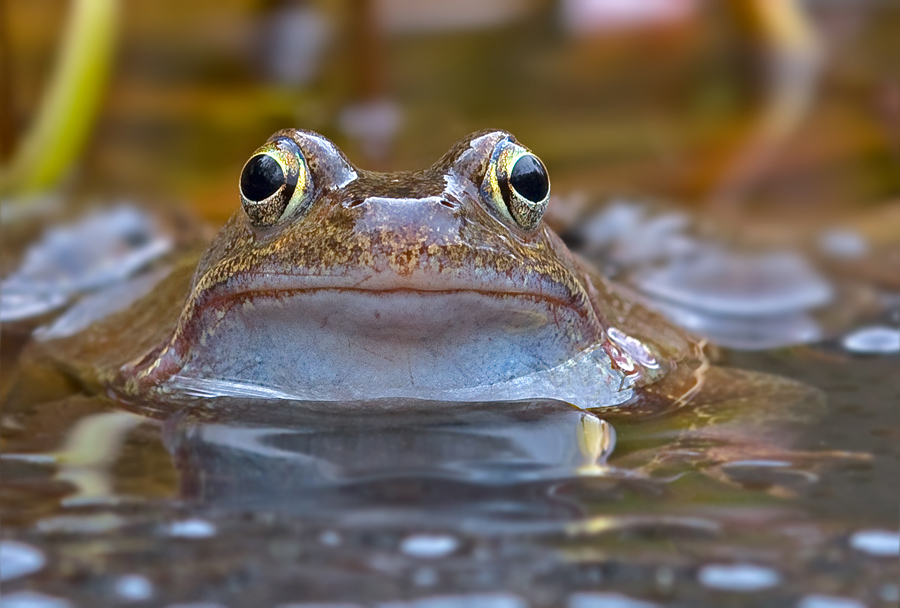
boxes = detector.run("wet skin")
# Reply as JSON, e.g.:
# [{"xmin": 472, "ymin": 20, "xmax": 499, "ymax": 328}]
[{"xmin": 25, "ymin": 129, "xmax": 702, "ymax": 412}]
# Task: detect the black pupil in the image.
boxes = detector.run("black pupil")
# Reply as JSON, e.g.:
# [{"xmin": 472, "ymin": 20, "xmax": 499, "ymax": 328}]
[
  {"xmin": 509, "ymin": 155, "xmax": 549, "ymax": 203},
  {"xmin": 241, "ymin": 154, "xmax": 284, "ymax": 201}
]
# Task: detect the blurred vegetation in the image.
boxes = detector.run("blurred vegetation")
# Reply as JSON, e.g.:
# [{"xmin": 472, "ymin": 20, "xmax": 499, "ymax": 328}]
[
  {"xmin": 1, "ymin": 0, "xmax": 117, "ymax": 196},
  {"xmin": 2, "ymin": 0, "xmax": 897, "ymax": 224}
]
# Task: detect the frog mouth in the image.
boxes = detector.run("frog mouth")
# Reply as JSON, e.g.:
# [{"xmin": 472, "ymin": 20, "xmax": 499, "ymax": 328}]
[
  {"xmin": 183, "ymin": 265, "xmax": 602, "ymax": 336},
  {"xmin": 133, "ymin": 280, "xmax": 618, "ymax": 406},
  {"xmin": 186, "ymin": 283, "xmax": 598, "ymax": 342}
]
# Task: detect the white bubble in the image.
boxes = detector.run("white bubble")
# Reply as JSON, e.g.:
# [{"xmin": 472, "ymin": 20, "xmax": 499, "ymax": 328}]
[
  {"xmin": 697, "ymin": 563, "xmax": 780, "ymax": 591},
  {"xmin": 607, "ymin": 327, "xmax": 658, "ymax": 369},
  {"xmin": 842, "ymin": 326, "xmax": 900, "ymax": 355},
  {"xmin": 392, "ymin": 593, "xmax": 527, "ymax": 608},
  {"xmin": 399, "ymin": 534, "xmax": 458, "ymax": 559},
  {"xmin": 114, "ymin": 574, "xmax": 154, "ymax": 602},
  {"xmin": 0, "ymin": 540, "xmax": 46, "ymax": 582},
  {"xmin": 850, "ymin": 529, "xmax": 900, "ymax": 557},
  {"xmin": 796, "ymin": 594, "xmax": 865, "ymax": 608},
  {"xmin": 568, "ymin": 591, "xmax": 660, "ymax": 608},
  {"xmin": 165, "ymin": 518, "xmax": 217, "ymax": 538},
  {"xmin": 276, "ymin": 603, "xmax": 364, "ymax": 608},
  {"xmin": 318, "ymin": 530, "xmax": 341, "ymax": 546},
  {"xmin": 0, "ymin": 591, "xmax": 73, "ymax": 608}
]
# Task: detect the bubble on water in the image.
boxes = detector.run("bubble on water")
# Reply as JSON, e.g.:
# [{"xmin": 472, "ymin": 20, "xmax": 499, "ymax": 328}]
[
  {"xmin": 0, "ymin": 591, "xmax": 73, "ymax": 608},
  {"xmin": 0, "ymin": 540, "xmax": 45, "ymax": 582},
  {"xmin": 0, "ymin": 205, "xmax": 173, "ymax": 322},
  {"xmin": 607, "ymin": 327, "xmax": 658, "ymax": 369},
  {"xmin": 796, "ymin": 594, "xmax": 866, "ymax": 608},
  {"xmin": 36, "ymin": 268, "xmax": 170, "ymax": 340},
  {"xmin": 841, "ymin": 326, "xmax": 900, "ymax": 355},
  {"xmin": 387, "ymin": 593, "xmax": 527, "ymax": 608},
  {"xmin": 568, "ymin": 591, "xmax": 661, "ymax": 607},
  {"xmin": 849, "ymin": 529, "xmax": 900, "ymax": 557},
  {"xmin": 114, "ymin": 574, "xmax": 154, "ymax": 602},
  {"xmin": 632, "ymin": 250, "xmax": 832, "ymax": 317},
  {"xmin": 275, "ymin": 603, "xmax": 363, "ymax": 608},
  {"xmin": 319, "ymin": 530, "xmax": 342, "ymax": 546},
  {"xmin": 164, "ymin": 518, "xmax": 217, "ymax": 539},
  {"xmin": 697, "ymin": 563, "xmax": 780, "ymax": 591},
  {"xmin": 400, "ymin": 534, "xmax": 459, "ymax": 559}
]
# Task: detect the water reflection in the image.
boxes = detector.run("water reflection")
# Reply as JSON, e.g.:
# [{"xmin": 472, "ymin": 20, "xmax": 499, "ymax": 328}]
[
  {"xmin": 163, "ymin": 400, "xmax": 618, "ymax": 531},
  {"xmin": 1, "ymin": 372, "xmax": 892, "ymax": 605}
]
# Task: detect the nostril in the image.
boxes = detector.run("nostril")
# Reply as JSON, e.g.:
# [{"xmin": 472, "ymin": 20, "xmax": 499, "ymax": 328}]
[
  {"xmin": 439, "ymin": 200, "xmax": 456, "ymax": 209},
  {"xmin": 346, "ymin": 199, "xmax": 365, "ymax": 209}
]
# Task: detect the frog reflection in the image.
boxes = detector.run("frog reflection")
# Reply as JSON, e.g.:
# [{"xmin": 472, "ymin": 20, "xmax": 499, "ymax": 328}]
[
  {"xmin": 164, "ymin": 400, "xmax": 616, "ymax": 525},
  {"xmin": 39, "ymin": 129, "xmax": 699, "ymax": 411},
  {"xmin": 159, "ymin": 371, "xmax": 827, "ymax": 519}
]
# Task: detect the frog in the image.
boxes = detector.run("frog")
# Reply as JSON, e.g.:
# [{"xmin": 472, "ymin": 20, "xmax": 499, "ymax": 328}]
[
  {"xmin": 4, "ymin": 129, "xmax": 708, "ymax": 414},
  {"xmin": 2, "ymin": 129, "xmax": 838, "ymax": 503}
]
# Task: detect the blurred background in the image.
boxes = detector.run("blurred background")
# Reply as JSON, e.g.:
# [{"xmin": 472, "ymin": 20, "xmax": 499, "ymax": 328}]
[{"xmin": 2, "ymin": 0, "xmax": 897, "ymax": 225}]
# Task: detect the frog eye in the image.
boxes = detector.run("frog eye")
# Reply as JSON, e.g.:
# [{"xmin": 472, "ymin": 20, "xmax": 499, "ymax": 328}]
[
  {"xmin": 481, "ymin": 138, "xmax": 550, "ymax": 231},
  {"xmin": 239, "ymin": 138, "xmax": 312, "ymax": 227}
]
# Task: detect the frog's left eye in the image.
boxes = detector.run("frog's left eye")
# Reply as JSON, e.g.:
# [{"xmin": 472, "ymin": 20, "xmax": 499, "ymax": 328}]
[
  {"xmin": 239, "ymin": 138, "xmax": 312, "ymax": 227},
  {"xmin": 481, "ymin": 138, "xmax": 550, "ymax": 231}
]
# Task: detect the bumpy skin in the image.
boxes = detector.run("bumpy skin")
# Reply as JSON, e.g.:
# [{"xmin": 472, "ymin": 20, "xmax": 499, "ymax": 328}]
[{"xmin": 34, "ymin": 130, "xmax": 702, "ymax": 411}]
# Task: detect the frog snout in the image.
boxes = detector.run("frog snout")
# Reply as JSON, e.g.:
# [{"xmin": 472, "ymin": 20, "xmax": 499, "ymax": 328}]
[{"xmin": 351, "ymin": 195, "xmax": 461, "ymax": 240}]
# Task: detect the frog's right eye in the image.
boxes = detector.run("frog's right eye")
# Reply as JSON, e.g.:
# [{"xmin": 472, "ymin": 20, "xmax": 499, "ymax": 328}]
[{"xmin": 239, "ymin": 138, "xmax": 312, "ymax": 227}]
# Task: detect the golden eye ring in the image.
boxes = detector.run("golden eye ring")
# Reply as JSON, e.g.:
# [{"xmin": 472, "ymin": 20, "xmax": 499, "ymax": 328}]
[
  {"xmin": 239, "ymin": 138, "xmax": 312, "ymax": 227},
  {"xmin": 481, "ymin": 137, "xmax": 550, "ymax": 231}
]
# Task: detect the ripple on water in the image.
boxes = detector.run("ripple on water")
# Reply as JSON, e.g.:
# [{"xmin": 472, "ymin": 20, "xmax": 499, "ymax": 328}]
[
  {"xmin": 697, "ymin": 563, "xmax": 781, "ymax": 592},
  {"xmin": 0, "ymin": 540, "xmax": 45, "ymax": 582},
  {"xmin": 796, "ymin": 594, "xmax": 866, "ymax": 608},
  {"xmin": 841, "ymin": 326, "xmax": 900, "ymax": 355},
  {"xmin": 849, "ymin": 529, "xmax": 900, "ymax": 557},
  {"xmin": 400, "ymin": 534, "xmax": 459, "ymax": 559},
  {"xmin": 568, "ymin": 591, "xmax": 660, "ymax": 608},
  {"xmin": 0, "ymin": 591, "xmax": 73, "ymax": 608}
]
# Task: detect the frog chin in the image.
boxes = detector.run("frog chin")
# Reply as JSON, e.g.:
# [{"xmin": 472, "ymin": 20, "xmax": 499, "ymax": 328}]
[{"xmin": 150, "ymin": 287, "xmax": 631, "ymax": 408}]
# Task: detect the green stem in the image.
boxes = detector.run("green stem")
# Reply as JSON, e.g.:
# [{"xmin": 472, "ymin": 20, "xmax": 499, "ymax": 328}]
[{"xmin": 0, "ymin": 0, "xmax": 118, "ymax": 197}]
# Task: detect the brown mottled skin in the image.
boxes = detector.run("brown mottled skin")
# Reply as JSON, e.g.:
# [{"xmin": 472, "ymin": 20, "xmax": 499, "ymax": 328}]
[{"xmin": 25, "ymin": 129, "xmax": 703, "ymax": 414}]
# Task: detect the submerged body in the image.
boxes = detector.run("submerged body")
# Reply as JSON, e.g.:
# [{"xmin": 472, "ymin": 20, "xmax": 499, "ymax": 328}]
[{"xmin": 25, "ymin": 130, "xmax": 700, "ymax": 411}]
